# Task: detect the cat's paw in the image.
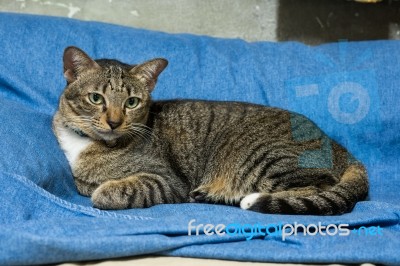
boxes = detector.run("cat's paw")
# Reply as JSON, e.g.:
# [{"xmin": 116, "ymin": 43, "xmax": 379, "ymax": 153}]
[
  {"xmin": 240, "ymin": 193, "xmax": 261, "ymax": 210},
  {"xmin": 91, "ymin": 180, "xmax": 131, "ymax": 210},
  {"xmin": 189, "ymin": 186, "xmax": 211, "ymax": 203}
]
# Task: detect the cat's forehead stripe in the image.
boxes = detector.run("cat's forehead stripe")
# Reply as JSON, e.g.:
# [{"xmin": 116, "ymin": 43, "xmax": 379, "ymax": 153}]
[
  {"xmin": 126, "ymin": 86, "xmax": 132, "ymax": 96},
  {"xmin": 106, "ymin": 65, "xmax": 126, "ymax": 93},
  {"xmin": 101, "ymin": 83, "xmax": 108, "ymax": 94}
]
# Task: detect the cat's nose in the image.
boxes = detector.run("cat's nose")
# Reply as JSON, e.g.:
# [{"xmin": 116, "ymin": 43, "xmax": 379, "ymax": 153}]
[{"xmin": 107, "ymin": 120, "xmax": 122, "ymax": 130}]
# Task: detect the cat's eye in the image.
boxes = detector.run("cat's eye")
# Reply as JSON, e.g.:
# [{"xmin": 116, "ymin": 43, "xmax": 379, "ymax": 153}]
[
  {"xmin": 88, "ymin": 93, "xmax": 104, "ymax": 105},
  {"xmin": 125, "ymin": 97, "xmax": 140, "ymax": 109}
]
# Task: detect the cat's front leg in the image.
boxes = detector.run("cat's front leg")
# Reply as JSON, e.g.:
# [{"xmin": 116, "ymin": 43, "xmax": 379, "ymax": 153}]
[{"xmin": 91, "ymin": 172, "xmax": 186, "ymax": 210}]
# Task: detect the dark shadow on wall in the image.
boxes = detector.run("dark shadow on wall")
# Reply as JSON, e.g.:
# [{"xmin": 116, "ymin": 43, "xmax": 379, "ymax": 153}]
[{"xmin": 277, "ymin": 0, "xmax": 400, "ymax": 45}]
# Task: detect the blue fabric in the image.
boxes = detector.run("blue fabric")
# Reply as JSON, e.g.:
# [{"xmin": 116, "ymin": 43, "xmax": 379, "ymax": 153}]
[{"xmin": 0, "ymin": 12, "xmax": 399, "ymax": 265}]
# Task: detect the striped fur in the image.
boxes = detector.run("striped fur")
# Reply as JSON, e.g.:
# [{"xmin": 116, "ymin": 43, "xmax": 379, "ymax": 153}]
[{"xmin": 53, "ymin": 46, "xmax": 369, "ymax": 215}]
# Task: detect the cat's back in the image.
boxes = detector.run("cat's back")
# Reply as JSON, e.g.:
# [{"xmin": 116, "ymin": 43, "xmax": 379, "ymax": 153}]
[
  {"xmin": 149, "ymin": 100, "xmax": 296, "ymax": 144},
  {"xmin": 150, "ymin": 100, "xmax": 287, "ymax": 126},
  {"xmin": 149, "ymin": 99, "xmax": 332, "ymax": 153}
]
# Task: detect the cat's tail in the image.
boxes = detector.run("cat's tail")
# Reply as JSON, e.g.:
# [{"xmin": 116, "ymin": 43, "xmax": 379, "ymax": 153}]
[{"xmin": 240, "ymin": 164, "xmax": 369, "ymax": 215}]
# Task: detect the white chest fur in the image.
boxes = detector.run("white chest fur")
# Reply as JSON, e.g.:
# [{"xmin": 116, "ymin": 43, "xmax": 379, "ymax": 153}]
[{"xmin": 55, "ymin": 126, "xmax": 93, "ymax": 169}]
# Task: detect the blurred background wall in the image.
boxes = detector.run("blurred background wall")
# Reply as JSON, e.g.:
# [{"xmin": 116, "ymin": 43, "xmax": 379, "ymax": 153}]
[{"xmin": 1, "ymin": 0, "xmax": 400, "ymax": 44}]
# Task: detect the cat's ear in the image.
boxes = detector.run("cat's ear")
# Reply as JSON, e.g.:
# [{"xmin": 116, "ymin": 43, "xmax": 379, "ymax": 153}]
[
  {"xmin": 130, "ymin": 58, "xmax": 168, "ymax": 92},
  {"xmin": 63, "ymin": 46, "xmax": 100, "ymax": 83}
]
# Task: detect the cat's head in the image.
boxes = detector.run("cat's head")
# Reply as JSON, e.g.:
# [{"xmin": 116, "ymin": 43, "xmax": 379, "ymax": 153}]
[{"xmin": 57, "ymin": 46, "xmax": 167, "ymax": 145}]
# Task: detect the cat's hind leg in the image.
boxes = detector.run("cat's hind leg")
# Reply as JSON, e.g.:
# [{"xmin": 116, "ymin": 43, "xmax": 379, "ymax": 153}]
[{"xmin": 240, "ymin": 164, "xmax": 367, "ymax": 215}]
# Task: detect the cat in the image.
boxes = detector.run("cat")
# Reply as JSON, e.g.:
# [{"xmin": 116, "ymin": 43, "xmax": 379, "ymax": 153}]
[{"xmin": 53, "ymin": 46, "xmax": 369, "ymax": 215}]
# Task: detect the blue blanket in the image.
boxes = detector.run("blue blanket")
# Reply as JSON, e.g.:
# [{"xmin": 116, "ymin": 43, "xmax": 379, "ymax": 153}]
[{"xmin": 0, "ymin": 13, "xmax": 399, "ymax": 265}]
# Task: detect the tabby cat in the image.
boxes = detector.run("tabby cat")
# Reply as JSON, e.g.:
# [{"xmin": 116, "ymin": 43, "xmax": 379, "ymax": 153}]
[{"xmin": 53, "ymin": 46, "xmax": 368, "ymax": 215}]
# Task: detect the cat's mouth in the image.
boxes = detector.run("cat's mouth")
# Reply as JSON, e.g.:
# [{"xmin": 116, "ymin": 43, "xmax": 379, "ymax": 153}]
[{"xmin": 95, "ymin": 129, "xmax": 122, "ymax": 141}]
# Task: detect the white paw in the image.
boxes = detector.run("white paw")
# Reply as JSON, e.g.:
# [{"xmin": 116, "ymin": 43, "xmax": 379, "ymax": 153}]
[{"xmin": 240, "ymin": 193, "xmax": 261, "ymax": 210}]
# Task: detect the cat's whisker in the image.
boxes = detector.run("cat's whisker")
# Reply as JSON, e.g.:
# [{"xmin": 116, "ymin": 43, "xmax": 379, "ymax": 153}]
[
  {"xmin": 123, "ymin": 124, "xmax": 155, "ymax": 139},
  {"xmin": 131, "ymin": 128, "xmax": 151, "ymax": 142},
  {"xmin": 133, "ymin": 126, "xmax": 152, "ymax": 136},
  {"xmin": 79, "ymin": 119, "xmax": 93, "ymax": 123},
  {"xmin": 126, "ymin": 130, "xmax": 148, "ymax": 143},
  {"xmin": 132, "ymin": 123, "xmax": 152, "ymax": 131},
  {"xmin": 137, "ymin": 128, "xmax": 153, "ymax": 140},
  {"xmin": 134, "ymin": 128, "xmax": 156, "ymax": 142}
]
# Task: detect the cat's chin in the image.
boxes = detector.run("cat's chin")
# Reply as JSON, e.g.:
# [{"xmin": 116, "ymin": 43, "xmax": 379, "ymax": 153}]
[
  {"xmin": 94, "ymin": 130, "xmax": 121, "ymax": 142},
  {"xmin": 96, "ymin": 134, "xmax": 119, "ymax": 148},
  {"xmin": 104, "ymin": 139, "xmax": 118, "ymax": 148}
]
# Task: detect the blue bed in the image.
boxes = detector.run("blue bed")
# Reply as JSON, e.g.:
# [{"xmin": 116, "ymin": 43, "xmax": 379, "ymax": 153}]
[{"xmin": 0, "ymin": 13, "xmax": 399, "ymax": 265}]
